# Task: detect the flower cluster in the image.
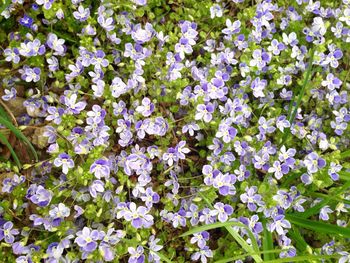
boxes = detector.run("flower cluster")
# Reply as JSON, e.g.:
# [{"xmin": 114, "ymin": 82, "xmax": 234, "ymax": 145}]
[{"xmin": 1, "ymin": 0, "xmax": 350, "ymax": 262}]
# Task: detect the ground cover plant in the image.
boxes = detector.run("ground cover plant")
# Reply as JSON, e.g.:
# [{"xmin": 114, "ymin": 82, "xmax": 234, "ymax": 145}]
[{"xmin": 1, "ymin": 0, "xmax": 350, "ymax": 262}]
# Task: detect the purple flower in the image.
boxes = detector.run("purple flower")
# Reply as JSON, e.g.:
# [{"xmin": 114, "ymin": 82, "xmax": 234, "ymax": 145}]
[
  {"xmin": 175, "ymin": 38, "xmax": 193, "ymax": 59},
  {"xmin": 278, "ymin": 146, "xmax": 296, "ymax": 167},
  {"xmin": 20, "ymin": 66, "xmax": 41, "ymax": 82},
  {"xmin": 258, "ymin": 117, "xmax": 276, "ymax": 135},
  {"xmin": 190, "ymin": 231, "xmax": 210, "ymax": 249},
  {"xmin": 162, "ymin": 147, "xmax": 178, "ymax": 166},
  {"xmin": 89, "ymin": 180, "xmax": 105, "ymax": 198},
  {"xmin": 328, "ymin": 162, "xmax": 342, "ymax": 181},
  {"xmin": 276, "ymin": 116, "xmax": 291, "ymax": 132},
  {"xmin": 0, "ymin": 222, "xmax": 19, "ymax": 244},
  {"xmin": 47, "ymin": 56, "xmax": 59, "ymax": 71},
  {"xmin": 128, "ymin": 246, "xmax": 145, "ymax": 263},
  {"xmin": 175, "ymin": 141, "xmax": 190, "ymax": 160},
  {"xmin": 19, "ymin": 39, "xmax": 45, "ymax": 57},
  {"xmin": 98, "ymin": 15, "xmax": 115, "ymax": 32},
  {"xmin": 210, "ymin": 4, "xmax": 223, "ymax": 18},
  {"xmin": 3, "ymin": 48, "xmax": 20, "ymax": 64},
  {"xmin": 182, "ymin": 122, "xmax": 200, "ymax": 136},
  {"xmin": 73, "ymin": 5, "xmax": 90, "ymax": 21},
  {"xmin": 91, "ymin": 50, "xmax": 109, "ymax": 70},
  {"xmin": 168, "ymin": 209, "xmax": 187, "ymax": 228},
  {"xmin": 250, "ymin": 49, "xmax": 271, "ymax": 70},
  {"xmin": 301, "ymin": 173, "xmax": 313, "ymax": 185},
  {"xmin": 322, "ymin": 73, "xmax": 342, "ymax": 91},
  {"xmin": 141, "ymin": 187, "xmax": 160, "ymax": 208},
  {"xmin": 216, "ymin": 122, "xmax": 237, "ymax": 143},
  {"xmin": 54, "ymin": 153, "xmax": 74, "ymax": 174},
  {"xmin": 124, "ymin": 202, "xmax": 154, "ymax": 229},
  {"xmin": 186, "ymin": 204, "xmax": 200, "ymax": 226},
  {"xmin": 210, "ymin": 202, "xmax": 233, "ymax": 222},
  {"xmin": 75, "ymin": 227, "xmax": 100, "ymax": 252},
  {"xmin": 46, "ymin": 242, "xmax": 64, "ymax": 261},
  {"xmin": 1, "ymin": 174, "xmax": 25, "ymax": 193},
  {"xmin": 195, "ymin": 103, "xmax": 215, "ymax": 123},
  {"xmin": 213, "ymin": 173, "xmax": 236, "ymax": 196},
  {"xmin": 148, "ymin": 235, "xmax": 163, "ymax": 262},
  {"xmin": 234, "ymin": 165, "xmax": 251, "ymax": 181},
  {"xmin": 46, "ymin": 33, "xmax": 65, "ymax": 56},
  {"xmin": 253, "ymin": 153, "xmax": 269, "ymax": 170},
  {"xmin": 326, "ymin": 45, "xmax": 343, "ymax": 68},
  {"xmin": 90, "ymin": 159, "xmax": 110, "ymax": 179},
  {"xmin": 36, "ymin": 0, "xmax": 54, "ymax": 10},
  {"xmin": 64, "ymin": 94, "xmax": 87, "ymax": 114},
  {"xmin": 319, "ymin": 206, "xmax": 333, "ymax": 221},
  {"xmin": 49, "ymin": 203, "xmax": 70, "ymax": 226},
  {"xmin": 303, "ymin": 152, "xmax": 326, "ymax": 174},
  {"xmin": 240, "ymin": 215, "xmax": 263, "ymax": 235},
  {"xmin": 220, "ymin": 152, "xmax": 236, "ymax": 165},
  {"xmin": 19, "ymin": 14, "xmax": 33, "ymax": 28},
  {"xmin": 339, "ymin": 252, "xmax": 350, "ymax": 263},
  {"xmin": 268, "ymin": 161, "xmax": 289, "ymax": 180},
  {"xmin": 46, "ymin": 106, "xmax": 64, "ymax": 124},
  {"xmin": 331, "ymin": 120, "xmax": 347, "ymax": 136},
  {"xmin": 269, "ymin": 215, "xmax": 291, "ymax": 235},
  {"xmin": 273, "ymin": 190, "xmax": 293, "ymax": 209},
  {"xmin": 268, "ymin": 39, "xmax": 285, "ymax": 55},
  {"xmin": 251, "ymin": 77, "xmax": 267, "ymax": 98},
  {"xmin": 222, "ymin": 19, "xmax": 241, "ymax": 36},
  {"xmin": 27, "ymin": 184, "xmax": 52, "ymax": 207},
  {"xmin": 240, "ymin": 186, "xmax": 263, "ymax": 211},
  {"xmin": 132, "ymin": 23, "xmax": 154, "ymax": 43},
  {"xmin": 136, "ymin": 97, "xmax": 155, "ymax": 117},
  {"xmin": 208, "ymin": 138, "xmax": 223, "ymax": 156},
  {"xmin": 1, "ymin": 88, "xmax": 17, "ymax": 101},
  {"xmin": 110, "ymin": 77, "xmax": 128, "ymax": 98},
  {"xmin": 191, "ymin": 246, "xmax": 213, "ymax": 262}
]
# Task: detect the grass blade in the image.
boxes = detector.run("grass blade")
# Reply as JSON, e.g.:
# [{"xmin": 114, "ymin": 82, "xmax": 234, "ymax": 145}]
[
  {"xmin": 285, "ymin": 214, "xmax": 350, "ymax": 238},
  {"xmin": 264, "ymin": 254, "xmax": 340, "ymax": 263},
  {"xmin": 262, "ymin": 219, "xmax": 275, "ymax": 260},
  {"xmin": 152, "ymin": 251, "xmax": 173, "ymax": 263},
  {"xmin": 292, "ymin": 180, "xmax": 350, "ymax": 218},
  {"xmin": 215, "ymin": 249, "xmax": 286, "ymax": 263},
  {"xmin": 339, "ymin": 171, "xmax": 350, "ymax": 181},
  {"xmin": 0, "ymin": 104, "xmax": 11, "ymax": 122},
  {"xmin": 0, "ymin": 131, "xmax": 21, "ymax": 168},
  {"xmin": 288, "ymin": 227, "xmax": 308, "ymax": 254},
  {"xmin": 180, "ymin": 221, "xmax": 253, "ymax": 237},
  {"xmin": 0, "ymin": 115, "xmax": 38, "ymax": 161},
  {"xmin": 191, "ymin": 191, "xmax": 263, "ymax": 263},
  {"xmin": 281, "ymin": 48, "xmax": 315, "ymax": 145}
]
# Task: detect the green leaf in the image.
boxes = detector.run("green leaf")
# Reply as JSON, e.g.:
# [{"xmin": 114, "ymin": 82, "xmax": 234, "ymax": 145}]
[
  {"xmin": 0, "ymin": 131, "xmax": 21, "ymax": 168},
  {"xmin": 285, "ymin": 214, "xmax": 350, "ymax": 238},
  {"xmin": 339, "ymin": 149, "xmax": 350, "ymax": 159},
  {"xmin": 0, "ymin": 0, "xmax": 11, "ymax": 15},
  {"xmin": 0, "ymin": 116, "xmax": 38, "ymax": 162}
]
